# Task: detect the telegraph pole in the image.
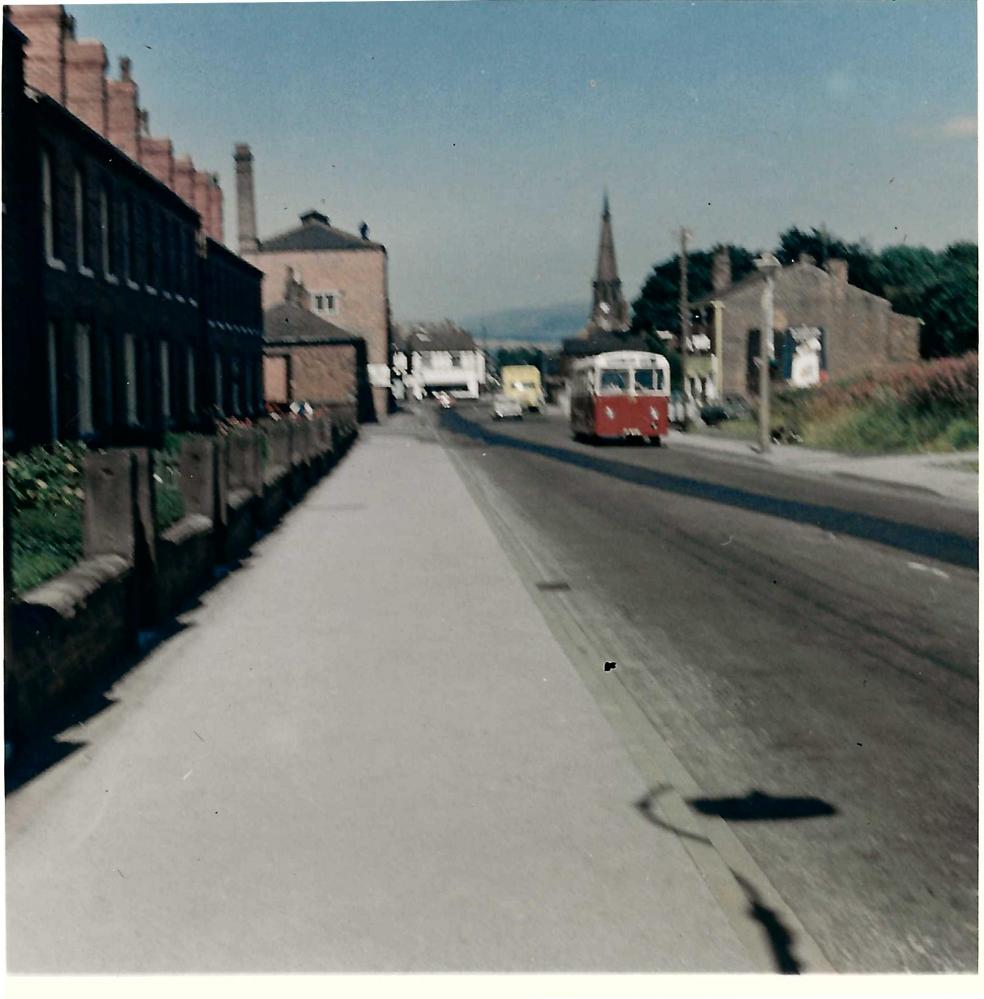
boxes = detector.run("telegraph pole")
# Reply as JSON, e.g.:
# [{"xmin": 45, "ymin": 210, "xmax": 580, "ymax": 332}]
[{"xmin": 678, "ymin": 227, "xmax": 692, "ymax": 430}]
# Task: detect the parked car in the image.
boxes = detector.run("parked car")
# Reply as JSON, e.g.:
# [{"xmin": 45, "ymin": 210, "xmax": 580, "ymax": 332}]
[{"xmin": 491, "ymin": 394, "xmax": 523, "ymax": 420}]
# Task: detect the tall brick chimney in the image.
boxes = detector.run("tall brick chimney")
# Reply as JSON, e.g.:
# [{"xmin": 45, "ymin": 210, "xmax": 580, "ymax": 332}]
[
  {"xmin": 205, "ymin": 176, "xmax": 224, "ymax": 246},
  {"xmin": 64, "ymin": 37, "xmax": 108, "ymax": 135},
  {"xmin": 234, "ymin": 143, "xmax": 259, "ymax": 254},
  {"xmin": 711, "ymin": 245, "xmax": 732, "ymax": 294},
  {"xmin": 6, "ymin": 5, "xmax": 71, "ymax": 101},
  {"xmin": 107, "ymin": 56, "xmax": 140, "ymax": 159}
]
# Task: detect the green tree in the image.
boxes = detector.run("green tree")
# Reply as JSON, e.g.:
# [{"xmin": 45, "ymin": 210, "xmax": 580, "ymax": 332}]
[
  {"xmin": 919, "ymin": 243, "xmax": 978, "ymax": 357},
  {"xmin": 631, "ymin": 245, "xmax": 755, "ymax": 337}
]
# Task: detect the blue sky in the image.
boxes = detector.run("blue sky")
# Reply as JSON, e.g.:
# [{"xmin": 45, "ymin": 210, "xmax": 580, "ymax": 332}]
[{"xmin": 67, "ymin": 1, "xmax": 977, "ymax": 320}]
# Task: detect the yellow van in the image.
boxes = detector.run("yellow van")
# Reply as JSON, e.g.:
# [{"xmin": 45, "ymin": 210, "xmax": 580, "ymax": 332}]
[{"xmin": 500, "ymin": 365, "xmax": 545, "ymax": 412}]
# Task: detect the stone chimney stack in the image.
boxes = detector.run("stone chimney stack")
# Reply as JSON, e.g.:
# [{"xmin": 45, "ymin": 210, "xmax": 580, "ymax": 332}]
[
  {"xmin": 235, "ymin": 143, "xmax": 259, "ymax": 254},
  {"xmin": 825, "ymin": 258, "xmax": 848, "ymax": 301},
  {"xmin": 711, "ymin": 245, "xmax": 732, "ymax": 294}
]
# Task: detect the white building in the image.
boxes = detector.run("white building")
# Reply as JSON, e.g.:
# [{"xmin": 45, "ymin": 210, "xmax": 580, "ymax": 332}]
[{"xmin": 393, "ymin": 322, "xmax": 486, "ymax": 400}]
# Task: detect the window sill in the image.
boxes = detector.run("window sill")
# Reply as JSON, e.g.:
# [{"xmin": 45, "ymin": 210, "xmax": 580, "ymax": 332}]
[
  {"xmin": 175, "ymin": 294, "xmax": 185, "ymax": 304},
  {"xmin": 105, "ymin": 273, "xmax": 120, "ymax": 285},
  {"xmin": 46, "ymin": 256, "xmax": 67, "ymax": 271},
  {"xmin": 146, "ymin": 286, "xmax": 158, "ymax": 296},
  {"xmin": 162, "ymin": 291, "xmax": 172, "ymax": 300},
  {"xmin": 78, "ymin": 265, "xmax": 95, "ymax": 279}
]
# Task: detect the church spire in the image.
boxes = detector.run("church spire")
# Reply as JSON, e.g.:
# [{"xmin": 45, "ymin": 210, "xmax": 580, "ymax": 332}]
[{"xmin": 587, "ymin": 191, "xmax": 629, "ymax": 334}]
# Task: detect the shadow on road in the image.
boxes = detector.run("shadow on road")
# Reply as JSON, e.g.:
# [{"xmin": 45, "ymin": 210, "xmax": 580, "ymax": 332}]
[
  {"xmin": 442, "ymin": 409, "xmax": 977, "ymax": 569},
  {"xmin": 634, "ymin": 784, "xmax": 837, "ymax": 974},
  {"xmin": 689, "ymin": 789, "xmax": 837, "ymax": 822}
]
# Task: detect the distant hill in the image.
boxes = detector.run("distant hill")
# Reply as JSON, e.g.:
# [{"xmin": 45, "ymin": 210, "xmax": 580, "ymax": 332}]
[{"xmin": 459, "ymin": 302, "xmax": 588, "ymax": 343}]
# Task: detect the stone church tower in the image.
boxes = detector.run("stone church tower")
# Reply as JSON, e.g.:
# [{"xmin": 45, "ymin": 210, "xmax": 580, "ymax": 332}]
[{"xmin": 581, "ymin": 193, "xmax": 631, "ymax": 337}]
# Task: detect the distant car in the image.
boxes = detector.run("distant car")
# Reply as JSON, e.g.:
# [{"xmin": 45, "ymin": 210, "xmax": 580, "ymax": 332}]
[{"xmin": 491, "ymin": 394, "xmax": 523, "ymax": 420}]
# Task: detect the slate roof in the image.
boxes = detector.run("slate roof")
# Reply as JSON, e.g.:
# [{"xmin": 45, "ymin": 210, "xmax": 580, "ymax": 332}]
[
  {"xmin": 259, "ymin": 211, "xmax": 385, "ymax": 253},
  {"xmin": 399, "ymin": 322, "xmax": 479, "ymax": 353},
  {"xmin": 264, "ymin": 302, "xmax": 361, "ymax": 344}
]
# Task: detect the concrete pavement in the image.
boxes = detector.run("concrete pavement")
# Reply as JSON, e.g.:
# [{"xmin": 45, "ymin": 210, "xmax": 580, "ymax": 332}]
[
  {"xmin": 669, "ymin": 427, "xmax": 978, "ymax": 508},
  {"xmin": 6, "ymin": 416, "xmax": 766, "ymax": 972}
]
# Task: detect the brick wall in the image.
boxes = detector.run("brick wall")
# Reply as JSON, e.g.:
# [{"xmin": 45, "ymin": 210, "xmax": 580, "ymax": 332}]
[
  {"xmin": 246, "ymin": 248, "xmax": 389, "ymax": 367},
  {"xmin": 264, "ymin": 344, "xmax": 358, "ymax": 405}
]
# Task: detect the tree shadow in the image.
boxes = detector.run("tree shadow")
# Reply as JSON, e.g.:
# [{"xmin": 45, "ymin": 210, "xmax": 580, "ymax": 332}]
[{"xmin": 442, "ymin": 409, "xmax": 977, "ymax": 569}]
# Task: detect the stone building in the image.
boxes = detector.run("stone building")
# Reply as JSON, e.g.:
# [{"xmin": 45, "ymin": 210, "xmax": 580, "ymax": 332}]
[
  {"xmin": 6, "ymin": 4, "xmax": 224, "ymax": 241},
  {"xmin": 234, "ymin": 144, "xmax": 392, "ymax": 421},
  {"xmin": 2, "ymin": 17, "xmax": 263, "ymax": 451},
  {"xmin": 262, "ymin": 270, "xmax": 373, "ymax": 420},
  {"xmin": 691, "ymin": 249, "xmax": 921, "ymax": 397}
]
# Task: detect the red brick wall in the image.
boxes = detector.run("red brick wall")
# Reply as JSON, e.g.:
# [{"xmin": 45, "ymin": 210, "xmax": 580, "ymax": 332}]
[{"xmin": 264, "ymin": 344, "xmax": 357, "ymax": 405}]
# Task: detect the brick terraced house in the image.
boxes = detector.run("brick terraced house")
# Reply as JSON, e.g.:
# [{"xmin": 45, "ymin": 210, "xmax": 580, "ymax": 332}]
[{"xmin": 3, "ymin": 10, "xmax": 263, "ymax": 450}]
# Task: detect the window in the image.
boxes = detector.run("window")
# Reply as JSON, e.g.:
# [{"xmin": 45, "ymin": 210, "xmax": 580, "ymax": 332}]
[
  {"xmin": 74, "ymin": 167, "xmax": 93, "ymax": 274},
  {"xmin": 123, "ymin": 197, "xmax": 136, "ymax": 284},
  {"xmin": 451, "ymin": 353, "xmax": 462, "ymax": 368},
  {"xmin": 231, "ymin": 358, "xmax": 241, "ymax": 415},
  {"xmin": 214, "ymin": 354, "xmax": 224, "ymax": 413},
  {"xmin": 598, "ymin": 369, "xmax": 629, "ymax": 394},
  {"xmin": 160, "ymin": 215, "xmax": 170, "ymax": 294},
  {"xmin": 144, "ymin": 204, "xmax": 156, "ymax": 290},
  {"xmin": 124, "ymin": 334, "xmax": 138, "ymax": 425},
  {"xmin": 160, "ymin": 341, "xmax": 171, "ymax": 422},
  {"xmin": 100, "ymin": 184, "xmax": 116, "ymax": 279},
  {"xmin": 187, "ymin": 347, "xmax": 196, "ymax": 415},
  {"xmin": 634, "ymin": 369, "xmax": 655, "ymax": 392},
  {"xmin": 41, "ymin": 148, "xmax": 64, "ymax": 267},
  {"xmin": 75, "ymin": 324, "xmax": 94, "ymax": 434},
  {"xmin": 312, "ymin": 291, "xmax": 339, "ymax": 316},
  {"xmin": 99, "ymin": 331, "xmax": 114, "ymax": 430},
  {"xmin": 47, "ymin": 321, "xmax": 60, "ymax": 439}
]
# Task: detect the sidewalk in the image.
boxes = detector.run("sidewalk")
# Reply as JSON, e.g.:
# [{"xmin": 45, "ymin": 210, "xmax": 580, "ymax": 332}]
[
  {"xmin": 670, "ymin": 429, "xmax": 979, "ymax": 508},
  {"xmin": 6, "ymin": 416, "xmax": 759, "ymax": 972}
]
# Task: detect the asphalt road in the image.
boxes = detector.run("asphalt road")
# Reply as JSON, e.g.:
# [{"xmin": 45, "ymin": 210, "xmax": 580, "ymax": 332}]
[{"xmin": 435, "ymin": 401, "xmax": 978, "ymax": 973}]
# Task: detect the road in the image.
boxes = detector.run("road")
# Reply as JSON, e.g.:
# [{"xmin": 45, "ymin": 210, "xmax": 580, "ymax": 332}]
[{"xmin": 435, "ymin": 401, "xmax": 978, "ymax": 973}]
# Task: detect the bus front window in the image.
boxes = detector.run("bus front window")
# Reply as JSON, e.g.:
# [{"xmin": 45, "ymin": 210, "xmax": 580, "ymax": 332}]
[
  {"xmin": 633, "ymin": 369, "xmax": 655, "ymax": 392},
  {"xmin": 599, "ymin": 370, "xmax": 629, "ymax": 394}
]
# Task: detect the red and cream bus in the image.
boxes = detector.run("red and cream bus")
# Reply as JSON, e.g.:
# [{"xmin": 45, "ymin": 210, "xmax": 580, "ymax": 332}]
[{"xmin": 570, "ymin": 350, "xmax": 671, "ymax": 444}]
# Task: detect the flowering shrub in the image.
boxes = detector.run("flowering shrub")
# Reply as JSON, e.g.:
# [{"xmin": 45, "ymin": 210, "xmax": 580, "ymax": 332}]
[
  {"xmin": 4, "ymin": 440, "xmax": 87, "ymax": 511},
  {"xmin": 4, "ymin": 441, "xmax": 87, "ymax": 595}
]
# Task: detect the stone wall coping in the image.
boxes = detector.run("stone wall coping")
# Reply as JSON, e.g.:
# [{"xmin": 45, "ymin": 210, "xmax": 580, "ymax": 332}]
[
  {"xmin": 19, "ymin": 554, "xmax": 130, "ymax": 618},
  {"xmin": 160, "ymin": 513, "xmax": 212, "ymax": 546}
]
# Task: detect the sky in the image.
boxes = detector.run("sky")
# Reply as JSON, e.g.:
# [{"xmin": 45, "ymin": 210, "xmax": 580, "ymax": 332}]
[{"xmin": 65, "ymin": 0, "xmax": 978, "ymax": 321}]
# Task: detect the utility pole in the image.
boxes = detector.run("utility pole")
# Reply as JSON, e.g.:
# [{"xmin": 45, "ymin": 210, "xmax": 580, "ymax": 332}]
[
  {"xmin": 678, "ymin": 227, "xmax": 692, "ymax": 430},
  {"xmin": 753, "ymin": 254, "xmax": 782, "ymax": 454}
]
